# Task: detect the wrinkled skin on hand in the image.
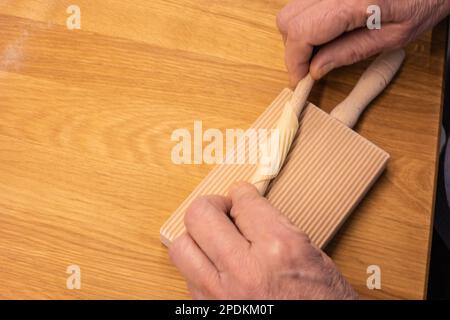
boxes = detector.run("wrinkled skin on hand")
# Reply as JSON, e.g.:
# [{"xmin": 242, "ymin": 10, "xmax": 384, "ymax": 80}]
[
  {"xmin": 276, "ymin": 0, "xmax": 450, "ymax": 85},
  {"xmin": 169, "ymin": 182, "xmax": 358, "ymax": 300}
]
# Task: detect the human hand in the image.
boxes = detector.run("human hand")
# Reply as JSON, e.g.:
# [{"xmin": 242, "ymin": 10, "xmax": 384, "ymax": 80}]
[
  {"xmin": 169, "ymin": 182, "xmax": 358, "ymax": 299},
  {"xmin": 277, "ymin": 0, "xmax": 450, "ymax": 85}
]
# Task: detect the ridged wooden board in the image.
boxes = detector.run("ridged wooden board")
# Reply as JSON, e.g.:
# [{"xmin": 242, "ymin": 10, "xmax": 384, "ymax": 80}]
[{"xmin": 160, "ymin": 88, "xmax": 389, "ymax": 248}]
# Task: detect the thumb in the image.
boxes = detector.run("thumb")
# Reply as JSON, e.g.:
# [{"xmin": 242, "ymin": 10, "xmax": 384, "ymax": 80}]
[
  {"xmin": 310, "ymin": 28, "xmax": 391, "ymax": 80},
  {"xmin": 228, "ymin": 181, "xmax": 261, "ymax": 205}
]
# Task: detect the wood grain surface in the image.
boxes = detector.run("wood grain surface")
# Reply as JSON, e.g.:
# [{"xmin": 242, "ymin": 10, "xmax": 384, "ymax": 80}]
[{"xmin": 0, "ymin": 0, "xmax": 446, "ymax": 299}]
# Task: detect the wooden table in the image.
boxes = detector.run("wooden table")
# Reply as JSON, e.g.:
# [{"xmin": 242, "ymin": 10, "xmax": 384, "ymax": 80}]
[{"xmin": 0, "ymin": 1, "xmax": 445, "ymax": 300}]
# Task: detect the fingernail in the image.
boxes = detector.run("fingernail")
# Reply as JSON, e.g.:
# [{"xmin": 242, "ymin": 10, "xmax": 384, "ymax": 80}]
[{"xmin": 316, "ymin": 62, "xmax": 335, "ymax": 79}]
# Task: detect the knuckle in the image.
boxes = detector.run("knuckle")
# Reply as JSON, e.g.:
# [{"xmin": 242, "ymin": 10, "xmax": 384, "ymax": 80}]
[
  {"xmin": 341, "ymin": 0, "xmax": 365, "ymax": 29},
  {"xmin": 231, "ymin": 197, "xmax": 269, "ymax": 219},
  {"xmin": 217, "ymin": 245, "xmax": 245, "ymax": 269},
  {"xmin": 380, "ymin": 23, "xmax": 414, "ymax": 49},
  {"xmin": 184, "ymin": 196, "xmax": 214, "ymax": 226},
  {"xmin": 266, "ymin": 237, "xmax": 290, "ymax": 260},
  {"xmin": 396, "ymin": 23, "xmax": 414, "ymax": 46},
  {"xmin": 276, "ymin": 216, "xmax": 311, "ymax": 242},
  {"xmin": 347, "ymin": 46, "xmax": 365, "ymax": 64},
  {"xmin": 198, "ymin": 270, "xmax": 220, "ymax": 294},
  {"xmin": 383, "ymin": 33, "xmax": 405, "ymax": 49},
  {"xmin": 267, "ymin": 229, "xmax": 315, "ymax": 265},
  {"xmin": 281, "ymin": 235, "xmax": 302, "ymax": 257},
  {"xmin": 191, "ymin": 273, "xmax": 222, "ymax": 299},
  {"xmin": 335, "ymin": 5, "xmax": 351, "ymax": 27},
  {"xmin": 168, "ymin": 234, "xmax": 189, "ymax": 259},
  {"xmin": 287, "ymin": 19, "xmax": 302, "ymax": 41},
  {"xmin": 290, "ymin": 228, "xmax": 312, "ymax": 244},
  {"xmin": 276, "ymin": 11, "xmax": 288, "ymax": 33}
]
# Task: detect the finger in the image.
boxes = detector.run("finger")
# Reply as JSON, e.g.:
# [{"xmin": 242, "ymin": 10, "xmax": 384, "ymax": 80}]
[
  {"xmin": 310, "ymin": 25, "xmax": 403, "ymax": 79},
  {"xmin": 169, "ymin": 233, "xmax": 220, "ymax": 295},
  {"xmin": 284, "ymin": 0, "xmax": 370, "ymax": 85},
  {"xmin": 228, "ymin": 182, "xmax": 286, "ymax": 242},
  {"xmin": 184, "ymin": 195, "xmax": 250, "ymax": 271},
  {"xmin": 277, "ymin": 0, "xmax": 321, "ymax": 38},
  {"xmin": 285, "ymin": 40, "xmax": 313, "ymax": 86},
  {"xmin": 187, "ymin": 282, "xmax": 211, "ymax": 300}
]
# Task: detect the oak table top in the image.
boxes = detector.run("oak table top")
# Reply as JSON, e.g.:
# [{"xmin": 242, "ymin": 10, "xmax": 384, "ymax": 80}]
[{"xmin": 0, "ymin": 1, "xmax": 445, "ymax": 299}]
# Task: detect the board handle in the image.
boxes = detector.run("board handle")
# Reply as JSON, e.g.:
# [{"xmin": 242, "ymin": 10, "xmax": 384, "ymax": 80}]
[{"xmin": 330, "ymin": 49, "xmax": 406, "ymax": 128}]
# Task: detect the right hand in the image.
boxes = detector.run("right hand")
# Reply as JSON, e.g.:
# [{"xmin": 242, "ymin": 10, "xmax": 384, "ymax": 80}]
[
  {"xmin": 169, "ymin": 182, "xmax": 357, "ymax": 300},
  {"xmin": 276, "ymin": 0, "xmax": 450, "ymax": 85}
]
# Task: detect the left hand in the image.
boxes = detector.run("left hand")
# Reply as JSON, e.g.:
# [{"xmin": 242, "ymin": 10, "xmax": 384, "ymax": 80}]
[{"xmin": 276, "ymin": 0, "xmax": 450, "ymax": 85}]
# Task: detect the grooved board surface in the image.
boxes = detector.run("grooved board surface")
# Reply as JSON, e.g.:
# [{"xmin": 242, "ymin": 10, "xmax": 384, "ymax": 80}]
[
  {"xmin": 0, "ymin": 0, "xmax": 445, "ymax": 300},
  {"xmin": 161, "ymin": 89, "xmax": 389, "ymax": 248}
]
